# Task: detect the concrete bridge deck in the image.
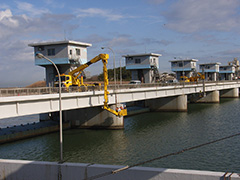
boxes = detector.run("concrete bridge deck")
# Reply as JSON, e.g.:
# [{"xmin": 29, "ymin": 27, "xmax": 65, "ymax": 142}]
[{"xmin": 0, "ymin": 81, "xmax": 240, "ymax": 119}]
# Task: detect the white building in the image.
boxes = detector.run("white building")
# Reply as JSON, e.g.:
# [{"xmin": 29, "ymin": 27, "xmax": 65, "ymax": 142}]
[
  {"xmin": 199, "ymin": 62, "xmax": 221, "ymax": 81},
  {"xmin": 170, "ymin": 59, "xmax": 198, "ymax": 81},
  {"xmin": 29, "ymin": 40, "xmax": 92, "ymax": 86},
  {"xmin": 219, "ymin": 65, "xmax": 236, "ymax": 80},
  {"xmin": 123, "ymin": 53, "xmax": 162, "ymax": 83}
]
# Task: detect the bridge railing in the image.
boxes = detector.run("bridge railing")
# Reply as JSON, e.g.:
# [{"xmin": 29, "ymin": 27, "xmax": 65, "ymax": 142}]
[{"xmin": 0, "ymin": 80, "xmax": 238, "ymax": 97}]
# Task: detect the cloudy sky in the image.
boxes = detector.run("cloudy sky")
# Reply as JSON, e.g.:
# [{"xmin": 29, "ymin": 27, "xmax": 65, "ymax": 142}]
[{"xmin": 1, "ymin": 0, "xmax": 240, "ymax": 87}]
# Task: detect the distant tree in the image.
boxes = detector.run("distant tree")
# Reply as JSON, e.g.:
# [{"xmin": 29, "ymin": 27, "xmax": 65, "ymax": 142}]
[{"xmin": 98, "ymin": 66, "xmax": 131, "ymax": 81}]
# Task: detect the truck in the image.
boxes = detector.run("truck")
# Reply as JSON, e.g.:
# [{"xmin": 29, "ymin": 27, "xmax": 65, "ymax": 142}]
[
  {"xmin": 54, "ymin": 55, "xmax": 103, "ymax": 88},
  {"xmin": 55, "ymin": 53, "xmax": 127, "ymax": 117}
]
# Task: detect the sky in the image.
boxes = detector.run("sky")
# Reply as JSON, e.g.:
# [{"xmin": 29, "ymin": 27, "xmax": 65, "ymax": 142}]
[{"xmin": 1, "ymin": 0, "xmax": 240, "ymax": 87}]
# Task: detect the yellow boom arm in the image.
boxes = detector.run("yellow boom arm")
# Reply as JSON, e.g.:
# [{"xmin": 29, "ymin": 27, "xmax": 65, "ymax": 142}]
[
  {"xmin": 101, "ymin": 55, "xmax": 127, "ymax": 117},
  {"xmin": 69, "ymin": 54, "xmax": 106, "ymax": 83}
]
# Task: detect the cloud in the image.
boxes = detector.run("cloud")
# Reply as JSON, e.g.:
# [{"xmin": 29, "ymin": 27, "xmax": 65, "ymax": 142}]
[
  {"xmin": 163, "ymin": 0, "xmax": 240, "ymax": 33},
  {"xmin": 0, "ymin": 8, "xmax": 78, "ymax": 87},
  {"xmin": 75, "ymin": 8, "xmax": 124, "ymax": 21},
  {"xmin": 43, "ymin": 0, "xmax": 65, "ymax": 9},
  {"xmin": 142, "ymin": 38, "xmax": 172, "ymax": 46},
  {"xmin": 0, "ymin": 4, "xmax": 10, "ymax": 10},
  {"xmin": 80, "ymin": 34, "xmax": 110, "ymax": 44},
  {"xmin": 219, "ymin": 48, "xmax": 240, "ymax": 57},
  {"xmin": 0, "ymin": 9, "xmax": 76, "ymax": 40},
  {"xmin": 108, "ymin": 34, "xmax": 139, "ymax": 47},
  {"xmin": 147, "ymin": 0, "xmax": 165, "ymax": 4},
  {"xmin": 15, "ymin": 1, "xmax": 50, "ymax": 16}
]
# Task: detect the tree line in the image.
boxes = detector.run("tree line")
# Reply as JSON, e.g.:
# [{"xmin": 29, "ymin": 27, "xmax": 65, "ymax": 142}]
[{"xmin": 98, "ymin": 66, "xmax": 131, "ymax": 81}]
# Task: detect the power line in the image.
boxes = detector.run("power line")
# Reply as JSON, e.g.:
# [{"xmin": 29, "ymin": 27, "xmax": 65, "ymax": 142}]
[{"xmin": 86, "ymin": 132, "xmax": 240, "ymax": 180}]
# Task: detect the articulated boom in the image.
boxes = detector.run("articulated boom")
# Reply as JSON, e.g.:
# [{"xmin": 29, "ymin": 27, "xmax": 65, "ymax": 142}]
[{"xmin": 102, "ymin": 55, "xmax": 127, "ymax": 117}]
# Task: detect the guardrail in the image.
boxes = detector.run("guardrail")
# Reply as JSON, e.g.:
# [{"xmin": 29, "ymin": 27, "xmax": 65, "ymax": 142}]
[{"xmin": 0, "ymin": 80, "xmax": 238, "ymax": 97}]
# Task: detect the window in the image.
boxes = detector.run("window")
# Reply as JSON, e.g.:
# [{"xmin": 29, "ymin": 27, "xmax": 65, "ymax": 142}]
[
  {"xmin": 70, "ymin": 50, "xmax": 72, "ymax": 55},
  {"xmin": 38, "ymin": 46, "xmax": 44, "ymax": 51},
  {"xmin": 179, "ymin": 62, "xmax": 183, "ymax": 67},
  {"xmin": 172, "ymin": 62, "xmax": 177, "ymax": 67},
  {"xmin": 76, "ymin": 49, "xmax": 80, "ymax": 55},
  {"xmin": 47, "ymin": 48, "xmax": 55, "ymax": 56},
  {"xmin": 135, "ymin": 59, "xmax": 141, "ymax": 64}
]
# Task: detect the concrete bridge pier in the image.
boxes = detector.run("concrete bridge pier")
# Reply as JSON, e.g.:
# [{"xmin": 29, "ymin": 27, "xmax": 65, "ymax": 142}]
[
  {"xmin": 191, "ymin": 90, "xmax": 220, "ymax": 103},
  {"xmin": 220, "ymin": 88, "xmax": 239, "ymax": 98},
  {"xmin": 145, "ymin": 95, "xmax": 187, "ymax": 112},
  {"xmin": 62, "ymin": 104, "xmax": 124, "ymax": 129}
]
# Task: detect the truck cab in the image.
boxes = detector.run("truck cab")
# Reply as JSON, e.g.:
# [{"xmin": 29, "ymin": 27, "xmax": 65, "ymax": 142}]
[{"xmin": 54, "ymin": 74, "xmax": 74, "ymax": 88}]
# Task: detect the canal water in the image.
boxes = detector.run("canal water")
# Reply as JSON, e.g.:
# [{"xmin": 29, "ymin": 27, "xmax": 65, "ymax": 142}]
[{"xmin": 0, "ymin": 98, "xmax": 239, "ymax": 173}]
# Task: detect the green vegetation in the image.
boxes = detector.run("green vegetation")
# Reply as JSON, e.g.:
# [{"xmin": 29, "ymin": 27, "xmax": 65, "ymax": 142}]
[{"xmin": 98, "ymin": 66, "xmax": 131, "ymax": 81}]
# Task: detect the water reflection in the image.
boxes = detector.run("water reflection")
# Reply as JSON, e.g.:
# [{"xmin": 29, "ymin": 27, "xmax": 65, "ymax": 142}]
[{"xmin": 0, "ymin": 98, "xmax": 239, "ymax": 172}]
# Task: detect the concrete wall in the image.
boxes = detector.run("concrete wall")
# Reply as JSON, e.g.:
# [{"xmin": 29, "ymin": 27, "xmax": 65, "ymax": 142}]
[
  {"xmin": 145, "ymin": 95, "xmax": 187, "ymax": 112},
  {"xmin": 199, "ymin": 64, "xmax": 219, "ymax": 72},
  {"xmin": 195, "ymin": 90, "xmax": 220, "ymax": 103},
  {"xmin": 171, "ymin": 60, "xmax": 196, "ymax": 71},
  {"xmin": 35, "ymin": 44, "xmax": 68, "ymax": 65},
  {"xmin": 0, "ymin": 159, "xmax": 239, "ymax": 180},
  {"xmin": 68, "ymin": 45, "xmax": 88, "ymax": 64},
  {"xmin": 220, "ymin": 88, "xmax": 239, "ymax": 98},
  {"xmin": 63, "ymin": 105, "xmax": 124, "ymax": 129}
]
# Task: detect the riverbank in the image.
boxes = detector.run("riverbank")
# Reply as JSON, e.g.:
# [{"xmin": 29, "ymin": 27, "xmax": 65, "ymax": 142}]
[{"xmin": 0, "ymin": 121, "xmax": 70, "ymax": 144}]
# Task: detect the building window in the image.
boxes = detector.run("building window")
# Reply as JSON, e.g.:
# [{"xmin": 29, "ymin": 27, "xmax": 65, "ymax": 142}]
[
  {"xmin": 38, "ymin": 46, "xmax": 44, "ymax": 51},
  {"xmin": 47, "ymin": 48, "xmax": 55, "ymax": 56},
  {"xmin": 179, "ymin": 62, "xmax": 183, "ymax": 67},
  {"xmin": 70, "ymin": 50, "xmax": 72, "ymax": 55},
  {"xmin": 153, "ymin": 58, "xmax": 156, "ymax": 63},
  {"xmin": 135, "ymin": 59, "xmax": 141, "ymax": 64},
  {"xmin": 76, "ymin": 49, "xmax": 80, "ymax": 55},
  {"xmin": 172, "ymin": 62, "xmax": 177, "ymax": 67}
]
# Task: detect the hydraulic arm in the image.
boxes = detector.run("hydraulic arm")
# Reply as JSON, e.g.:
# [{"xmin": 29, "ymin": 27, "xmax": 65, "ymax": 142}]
[
  {"xmin": 101, "ymin": 54, "xmax": 127, "ymax": 117},
  {"xmin": 69, "ymin": 54, "xmax": 105, "ymax": 85},
  {"xmin": 57, "ymin": 53, "xmax": 127, "ymax": 117}
]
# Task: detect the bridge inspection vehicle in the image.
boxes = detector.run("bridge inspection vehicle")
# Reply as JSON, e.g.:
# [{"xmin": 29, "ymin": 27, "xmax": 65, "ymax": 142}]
[{"xmin": 55, "ymin": 53, "xmax": 127, "ymax": 117}]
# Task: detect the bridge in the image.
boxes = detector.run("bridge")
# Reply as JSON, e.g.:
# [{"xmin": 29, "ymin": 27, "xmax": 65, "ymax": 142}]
[{"xmin": 0, "ymin": 81, "xmax": 239, "ymax": 129}]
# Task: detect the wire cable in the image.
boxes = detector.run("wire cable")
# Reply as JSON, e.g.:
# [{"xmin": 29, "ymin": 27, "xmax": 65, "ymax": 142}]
[{"xmin": 86, "ymin": 132, "xmax": 240, "ymax": 180}]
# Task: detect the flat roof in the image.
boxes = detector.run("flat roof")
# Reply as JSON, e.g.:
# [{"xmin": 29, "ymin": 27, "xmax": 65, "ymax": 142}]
[
  {"xmin": 28, "ymin": 40, "xmax": 92, "ymax": 47},
  {"xmin": 220, "ymin": 65, "xmax": 235, "ymax": 67},
  {"xmin": 169, "ymin": 59, "xmax": 198, "ymax": 62},
  {"xmin": 122, "ymin": 53, "xmax": 162, "ymax": 57},
  {"xmin": 199, "ymin": 62, "xmax": 221, "ymax": 65}
]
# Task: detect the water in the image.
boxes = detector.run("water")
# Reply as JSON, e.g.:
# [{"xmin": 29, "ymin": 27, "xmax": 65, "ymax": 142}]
[
  {"xmin": 0, "ymin": 98, "xmax": 239, "ymax": 172},
  {"xmin": 0, "ymin": 115, "xmax": 39, "ymax": 128}
]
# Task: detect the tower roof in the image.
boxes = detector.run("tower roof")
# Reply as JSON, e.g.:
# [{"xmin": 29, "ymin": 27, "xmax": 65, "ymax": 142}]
[{"xmin": 28, "ymin": 40, "xmax": 92, "ymax": 47}]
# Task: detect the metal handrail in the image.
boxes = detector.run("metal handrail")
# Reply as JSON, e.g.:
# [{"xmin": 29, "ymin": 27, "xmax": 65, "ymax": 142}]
[{"xmin": 0, "ymin": 80, "xmax": 239, "ymax": 97}]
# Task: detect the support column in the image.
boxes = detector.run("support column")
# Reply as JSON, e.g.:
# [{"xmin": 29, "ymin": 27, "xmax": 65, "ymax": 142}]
[
  {"xmin": 145, "ymin": 95, "xmax": 187, "ymax": 112},
  {"xmin": 62, "ymin": 104, "xmax": 124, "ymax": 129},
  {"xmin": 194, "ymin": 90, "xmax": 220, "ymax": 103},
  {"xmin": 221, "ymin": 88, "xmax": 239, "ymax": 98}
]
